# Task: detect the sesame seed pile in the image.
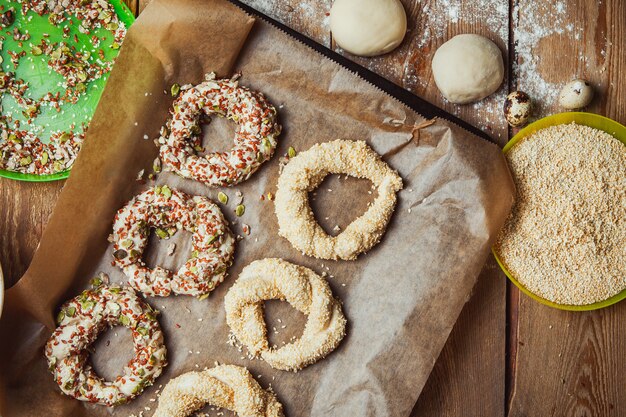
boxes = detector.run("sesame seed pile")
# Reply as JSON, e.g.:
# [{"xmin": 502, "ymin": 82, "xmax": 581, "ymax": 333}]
[{"xmin": 495, "ymin": 122, "xmax": 626, "ymax": 305}]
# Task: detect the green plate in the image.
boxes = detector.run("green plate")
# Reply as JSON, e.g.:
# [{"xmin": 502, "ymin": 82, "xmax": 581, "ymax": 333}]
[
  {"xmin": 494, "ymin": 112, "xmax": 626, "ymax": 311},
  {"xmin": 0, "ymin": 0, "xmax": 134, "ymax": 182}
]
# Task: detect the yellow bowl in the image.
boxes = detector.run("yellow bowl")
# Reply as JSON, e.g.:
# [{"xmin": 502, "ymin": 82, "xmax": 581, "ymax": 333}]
[{"xmin": 494, "ymin": 112, "xmax": 626, "ymax": 311}]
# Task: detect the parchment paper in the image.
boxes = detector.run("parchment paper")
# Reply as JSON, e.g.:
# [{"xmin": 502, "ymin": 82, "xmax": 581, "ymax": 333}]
[{"xmin": 0, "ymin": 0, "xmax": 515, "ymax": 415}]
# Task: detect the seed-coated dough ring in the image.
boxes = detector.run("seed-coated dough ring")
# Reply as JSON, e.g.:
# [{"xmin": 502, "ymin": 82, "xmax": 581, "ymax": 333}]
[
  {"xmin": 153, "ymin": 365, "xmax": 284, "ymax": 417},
  {"xmin": 112, "ymin": 186, "xmax": 235, "ymax": 297},
  {"xmin": 224, "ymin": 258, "xmax": 347, "ymax": 371},
  {"xmin": 159, "ymin": 73, "xmax": 281, "ymax": 187},
  {"xmin": 275, "ymin": 139, "xmax": 403, "ymax": 260},
  {"xmin": 44, "ymin": 285, "xmax": 167, "ymax": 406}
]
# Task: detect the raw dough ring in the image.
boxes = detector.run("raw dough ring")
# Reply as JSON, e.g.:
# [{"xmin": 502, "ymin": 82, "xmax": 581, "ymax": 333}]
[
  {"xmin": 112, "ymin": 186, "xmax": 235, "ymax": 297},
  {"xmin": 154, "ymin": 365, "xmax": 284, "ymax": 417},
  {"xmin": 159, "ymin": 72, "xmax": 282, "ymax": 187},
  {"xmin": 224, "ymin": 258, "xmax": 347, "ymax": 371},
  {"xmin": 44, "ymin": 285, "xmax": 167, "ymax": 406},
  {"xmin": 275, "ymin": 139, "xmax": 403, "ymax": 260}
]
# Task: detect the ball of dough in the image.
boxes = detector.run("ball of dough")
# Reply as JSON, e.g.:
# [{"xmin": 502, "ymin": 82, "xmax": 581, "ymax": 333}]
[
  {"xmin": 431, "ymin": 34, "xmax": 504, "ymax": 104},
  {"xmin": 330, "ymin": 0, "xmax": 407, "ymax": 57}
]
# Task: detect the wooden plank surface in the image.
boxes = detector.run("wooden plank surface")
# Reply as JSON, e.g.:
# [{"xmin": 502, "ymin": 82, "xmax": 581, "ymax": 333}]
[
  {"xmin": 2, "ymin": 0, "xmax": 624, "ymax": 416},
  {"xmin": 0, "ymin": 181, "xmax": 63, "ymax": 286},
  {"xmin": 507, "ymin": 1, "xmax": 626, "ymax": 416},
  {"xmin": 122, "ymin": 0, "xmax": 139, "ymax": 15}
]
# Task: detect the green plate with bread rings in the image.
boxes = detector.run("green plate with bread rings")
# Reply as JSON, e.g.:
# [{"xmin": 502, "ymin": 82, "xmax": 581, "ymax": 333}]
[
  {"xmin": 494, "ymin": 112, "xmax": 626, "ymax": 311},
  {"xmin": 0, "ymin": 0, "xmax": 134, "ymax": 182}
]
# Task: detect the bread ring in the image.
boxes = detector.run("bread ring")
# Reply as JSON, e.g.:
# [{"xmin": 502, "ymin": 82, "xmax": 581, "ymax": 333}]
[
  {"xmin": 224, "ymin": 258, "xmax": 347, "ymax": 371},
  {"xmin": 275, "ymin": 139, "xmax": 403, "ymax": 260},
  {"xmin": 44, "ymin": 285, "xmax": 167, "ymax": 406},
  {"xmin": 112, "ymin": 186, "xmax": 235, "ymax": 297},
  {"xmin": 153, "ymin": 365, "xmax": 284, "ymax": 417},
  {"xmin": 158, "ymin": 72, "xmax": 281, "ymax": 187}
]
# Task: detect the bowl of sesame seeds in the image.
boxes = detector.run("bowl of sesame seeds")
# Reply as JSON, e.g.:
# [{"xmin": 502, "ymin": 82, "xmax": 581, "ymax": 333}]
[{"xmin": 494, "ymin": 112, "xmax": 626, "ymax": 311}]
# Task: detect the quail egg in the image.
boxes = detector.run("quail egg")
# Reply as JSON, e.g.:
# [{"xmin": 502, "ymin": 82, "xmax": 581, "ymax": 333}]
[
  {"xmin": 558, "ymin": 79, "xmax": 594, "ymax": 109},
  {"xmin": 503, "ymin": 91, "xmax": 532, "ymax": 127}
]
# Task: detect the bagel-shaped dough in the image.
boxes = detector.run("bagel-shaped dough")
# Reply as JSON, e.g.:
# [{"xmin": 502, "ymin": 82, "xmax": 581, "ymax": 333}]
[
  {"xmin": 159, "ymin": 73, "xmax": 281, "ymax": 187},
  {"xmin": 275, "ymin": 139, "xmax": 403, "ymax": 261},
  {"xmin": 112, "ymin": 186, "xmax": 235, "ymax": 297},
  {"xmin": 224, "ymin": 258, "xmax": 347, "ymax": 371},
  {"xmin": 153, "ymin": 365, "xmax": 284, "ymax": 417},
  {"xmin": 44, "ymin": 285, "xmax": 167, "ymax": 406}
]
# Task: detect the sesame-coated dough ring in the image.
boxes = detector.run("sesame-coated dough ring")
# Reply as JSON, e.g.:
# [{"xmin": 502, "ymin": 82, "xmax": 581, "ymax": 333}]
[
  {"xmin": 44, "ymin": 285, "xmax": 167, "ymax": 406},
  {"xmin": 112, "ymin": 185, "xmax": 235, "ymax": 297},
  {"xmin": 225, "ymin": 258, "xmax": 347, "ymax": 371},
  {"xmin": 159, "ymin": 72, "xmax": 281, "ymax": 187},
  {"xmin": 275, "ymin": 139, "xmax": 403, "ymax": 261},
  {"xmin": 153, "ymin": 365, "xmax": 284, "ymax": 417}
]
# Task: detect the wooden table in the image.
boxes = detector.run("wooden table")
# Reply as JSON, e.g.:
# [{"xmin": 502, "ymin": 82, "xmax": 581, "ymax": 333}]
[{"xmin": 1, "ymin": 1, "xmax": 624, "ymax": 415}]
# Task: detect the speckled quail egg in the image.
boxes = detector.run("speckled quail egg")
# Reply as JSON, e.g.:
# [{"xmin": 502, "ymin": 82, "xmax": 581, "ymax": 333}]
[
  {"xmin": 503, "ymin": 91, "xmax": 532, "ymax": 127},
  {"xmin": 558, "ymin": 79, "xmax": 594, "ymax": 109}
]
